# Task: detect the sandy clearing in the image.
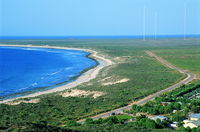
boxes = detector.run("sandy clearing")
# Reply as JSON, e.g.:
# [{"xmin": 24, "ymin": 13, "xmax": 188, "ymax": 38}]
[
  {"xmin": 100, "ymin": 76, "xmax": 112, "ymax": 82},
  {"xmin": 102, "ymin": 78, "xmax": 130, "ymax": 86},
  {"xmin": 60, "ymin": 89, "xmax": 105, "ymax": 98},
  {"xmin": 114, "ymin": 56, "xmax": 131, "ymax": 63}
]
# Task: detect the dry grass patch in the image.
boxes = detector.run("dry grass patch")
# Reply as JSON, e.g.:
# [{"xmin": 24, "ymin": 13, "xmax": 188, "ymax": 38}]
[
  {"xmin": 114, "ymin": 56, "xmax": 132, "ymax": 63},
  {"xmin": 60, "ymin": 89, "xmax": 105, "ymax": 98}
]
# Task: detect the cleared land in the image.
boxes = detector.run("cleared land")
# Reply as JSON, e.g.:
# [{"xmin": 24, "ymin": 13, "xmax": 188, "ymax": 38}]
[{"xmin": 0, "ymin": 38, "xmax": 199, "ymax": 131}]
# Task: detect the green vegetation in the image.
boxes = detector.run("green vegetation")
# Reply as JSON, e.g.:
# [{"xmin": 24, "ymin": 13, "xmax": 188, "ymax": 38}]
[
  {"xmin": 131, "ymin": 82, "xmax": 200, "ymax": 115},
  {"xmin": 168, "ymin": 83, "xmax": 200, "ymax": 98},
  {"xmin": 69, "ymin": 80, "xmax": 200, "ymax": 131},
  {"xmin": 66, "ymin": 80, "xmax": 200, "ymax": 132},
  {"xmin": 68, "ymin": 115, "xmax": 174, "ymax": 132},
  {"xmin": 83, "ymin": 115, "xmax": 167, "ymax": 129},
  {"xmin": 130, "ymin": 81, "xmax": 200, "ymax": 131},
  {"xmin": 116, "ymin": 114, "xmax": 131, "ymax": 121},
  {"xmin": 0, "ymin": 38, "xmax": 200, "ymax": 131},
  {"xmin": 155, "ymin": 47, "xmax": 200, "ymax": 77}
]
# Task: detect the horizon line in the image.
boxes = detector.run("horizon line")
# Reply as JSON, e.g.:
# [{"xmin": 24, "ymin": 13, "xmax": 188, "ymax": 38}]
[{"xmin": 1, "ymin": 34, "xmax": 200, "ymax": 40}]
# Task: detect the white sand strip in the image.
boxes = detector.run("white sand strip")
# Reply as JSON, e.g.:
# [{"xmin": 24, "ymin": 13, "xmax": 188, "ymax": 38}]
[{"xmin": 0, "ymin": 44, "xmax": 113, "ymax": 103}]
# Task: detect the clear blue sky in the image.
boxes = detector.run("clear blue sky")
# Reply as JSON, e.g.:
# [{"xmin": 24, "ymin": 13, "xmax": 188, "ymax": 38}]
[{"xmin": 0, "ymin": 0, "xmax": 200, "ymax": 37}]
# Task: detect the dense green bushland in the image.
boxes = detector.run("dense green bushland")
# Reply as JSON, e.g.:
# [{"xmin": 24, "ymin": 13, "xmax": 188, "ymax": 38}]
[
  {"xmin": 129, "ymin": 81, "xmax": 200, "ymax": 132},
  {"xmin": 168, "ymin": 83, "xmax": 200, "ymax": 98},
  {"xmin": 67, "ymin": 82, "xmax": 200, "ymax": 132},
  {"xmin": 131, "ymin": 82, "xmax": 200, "ymax": 119},
  {"xmin": 0, "ymin": 38, "xmax": 199, "ymax": 131}
]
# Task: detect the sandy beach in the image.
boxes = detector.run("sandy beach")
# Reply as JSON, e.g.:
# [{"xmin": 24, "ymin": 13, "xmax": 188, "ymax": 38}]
[{"xmin": 0, "ymin": 44, "xmax": 113, "ymax": 103}]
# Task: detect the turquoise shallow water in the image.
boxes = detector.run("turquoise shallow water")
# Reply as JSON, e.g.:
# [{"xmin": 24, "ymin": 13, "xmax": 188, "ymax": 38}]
[{"xmin": 0, "ymin": 46, "xmax": 97, "ymax": 99}]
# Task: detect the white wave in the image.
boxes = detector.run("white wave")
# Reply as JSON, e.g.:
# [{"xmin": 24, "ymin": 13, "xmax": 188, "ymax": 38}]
[
  {"xmin": 16, "ymin": 86, "xmax": 30, "ymax": 91},
  {"xmin": 20, "ymin": 47, "xmax": 40, "ymax": 51},
  {"xmin": 65, "ymin": 52, "xmax": 82, "ymax": 55},
  {"xmin": 44, "ymin": 50, "xmax": 61, "ymax": 53},
  {"xmin": 49, "ymin": 71, "xmax": 61, "ymax": 75},
  {"xmin": 67, "ymin": 74, "xmax": 76, "ymax": 77},
  {"xmin": 31, "ymin": 83, "xmax": 37, "ymax": 86},
  {"xmin": 65, "ymin": 67, "xmax": 73, "ymax": 70}
]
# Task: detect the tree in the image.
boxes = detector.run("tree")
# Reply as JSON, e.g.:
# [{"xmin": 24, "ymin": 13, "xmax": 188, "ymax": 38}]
[
  {"xmin": 191, "ymin": 105, "xmax": 200, "ymax": 113},
  {"xmin": 172, "ymin": 112, "xmax": 186, "ymax": 122},
  {"xmin": 132, "ymin": 105, "xmax": 138, "ymax": 110},
  {"xmin": 158, "ymin": 106, "xmax": 165, "ymax": 114},
  {"xmin": 192, "ymin": 127, "xmax": 200, "ymax": 132},
  {"xmin": 164, "ymin": 105, "xmax": 173, "ymax": 114},
  {"xmin": 150, "ymin": 108, "xmax": 158, "ymax": 115},
  {"xmin": 104, "ymin": 116, "xmax": 119, "ymax": 124},
  {"xmin": 65, "ymin": 120, "xmax": 80, "ymax": 127},
  {"xmin": 141, "ymin": 107, "xmax": 148, "ymax": 113},
  {"xmin": 177, "ymin": 121, "xmax": 183, "ymax": 127},
  {"xmin": 94, "ymin": 118, "xmax": 103, "ymax": 124},
  {"xmin": 135, "ymin": 115, "xmax": 146, "ymax": 121},
  {"xmin": 84, "ymin": 118, "xmax": 94, "ymax": 125},
  {"xmin": 173, "ymin": 102, "xmax": 181, "ymax": 110},
  {"xmin": 155, "ymin": 119, "xmax": 163, "ymax": 128},
  {"xmin": 145, "ymin": 119, "xmax": 156, "ymax": 129}
]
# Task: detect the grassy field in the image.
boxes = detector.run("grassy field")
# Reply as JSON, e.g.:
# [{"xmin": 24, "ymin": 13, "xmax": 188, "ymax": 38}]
[
  {"xmin": 0, "ymin": 38, "xmax": 199, "ymax": 130},
  {"xmin": 154, "ymin": 47, "xmax": 200, "ymax": 78}
]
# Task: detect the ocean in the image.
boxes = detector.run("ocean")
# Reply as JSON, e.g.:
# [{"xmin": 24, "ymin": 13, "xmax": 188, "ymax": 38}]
[{"xmin": 0, "ymin": 46, "xmax": 97, "ymax": 99}]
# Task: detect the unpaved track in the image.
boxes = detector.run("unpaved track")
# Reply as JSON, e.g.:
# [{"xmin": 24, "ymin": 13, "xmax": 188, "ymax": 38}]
[{"xmin": 78, "ymin": 50, "xmax": 196, "ymax": 123}]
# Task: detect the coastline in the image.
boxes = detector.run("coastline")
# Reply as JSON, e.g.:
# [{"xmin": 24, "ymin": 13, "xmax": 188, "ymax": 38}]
[{"xmin": 0, "ymin": 44, "xmax": 113, "ymax": 103}]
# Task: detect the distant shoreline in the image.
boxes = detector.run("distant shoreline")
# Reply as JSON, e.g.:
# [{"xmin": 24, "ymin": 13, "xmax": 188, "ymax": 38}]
[
  {"xmin": 0, "ymin": 44, "xmax": 113, "ymax": 103},
  {"xmin": 1, "ymin": 35, "xmax": 200, "ymax": 39}
]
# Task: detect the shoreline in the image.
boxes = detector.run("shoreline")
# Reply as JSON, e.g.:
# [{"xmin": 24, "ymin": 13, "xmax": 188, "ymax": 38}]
[{"xmin": 0, "ymin": 44, "xmax": 113, "ymax": 103}]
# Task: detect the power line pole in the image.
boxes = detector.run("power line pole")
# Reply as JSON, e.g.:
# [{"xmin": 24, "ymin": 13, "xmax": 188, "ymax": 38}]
[
  {"xmin": 143, "ymin": 6, "xmax": 146, "ymax": 41},
  {"xmin": 184, "ymin": 3, "xmax": 187, "ymax": 40},
  {"xmin": 154, "ymin": 12, "xmax": 158, "ymax": 40}
]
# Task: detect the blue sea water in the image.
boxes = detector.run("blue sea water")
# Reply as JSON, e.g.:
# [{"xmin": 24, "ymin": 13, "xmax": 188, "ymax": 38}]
[{"xmin": 0, "ymin": 46, "xmax": 97, "ymax": 99}]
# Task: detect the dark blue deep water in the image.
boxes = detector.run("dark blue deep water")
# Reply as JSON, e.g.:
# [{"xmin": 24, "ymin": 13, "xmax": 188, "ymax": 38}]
[{"xmin": 0, "ymin": 46, "xmax": 97, "ymax": 99}]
